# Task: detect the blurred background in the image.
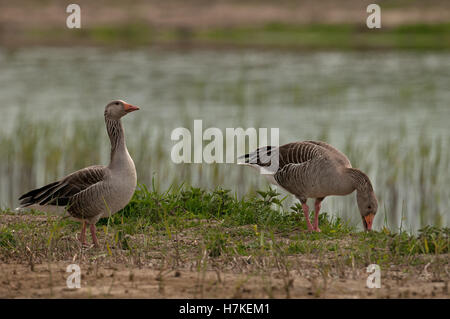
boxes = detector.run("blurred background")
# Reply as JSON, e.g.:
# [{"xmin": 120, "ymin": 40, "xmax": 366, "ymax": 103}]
[{"xmin": 0, "ymin": 0, "xmax": 449, "ymax": 231}]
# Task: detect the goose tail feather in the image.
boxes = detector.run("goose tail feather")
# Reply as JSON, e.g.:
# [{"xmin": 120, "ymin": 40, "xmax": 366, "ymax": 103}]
[
  {"xmin": 16, "ymin": 181, "xmax": 63, "ymax": 211},
  {"xmin": 238, "ymin": 146, "xmax": 276, "ymax": 166}
]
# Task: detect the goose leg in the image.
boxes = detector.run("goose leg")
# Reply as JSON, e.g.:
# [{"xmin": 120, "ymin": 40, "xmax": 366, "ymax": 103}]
[
  {"xmin": 78, "ymin": 221, "xmax": 87, "ymax": 246},
  {"xmin": 89, "ymin": 224, "xmax": 99, "ymax": 247},
  {"xmin": 313, "ymin": 198, "xmax": 324, "ymax": 232},
  {"xmin": 300, "ymin": 202, "xmax": 314, "ymax": 232}
]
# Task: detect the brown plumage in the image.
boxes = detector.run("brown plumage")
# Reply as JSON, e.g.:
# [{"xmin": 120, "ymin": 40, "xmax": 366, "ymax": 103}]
[
  {"xmin": 17, "ymin": 100, "xmax": 140, "ymax": 247},
  {"xmin": 239, "ymin": 140, "xmax": 378, "ymax": 232}
]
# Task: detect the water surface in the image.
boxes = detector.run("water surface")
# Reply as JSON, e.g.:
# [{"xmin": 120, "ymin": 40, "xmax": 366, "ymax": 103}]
[{"xmin": 1, "ymin": 47, "xmax": 449, "ymax": 231}]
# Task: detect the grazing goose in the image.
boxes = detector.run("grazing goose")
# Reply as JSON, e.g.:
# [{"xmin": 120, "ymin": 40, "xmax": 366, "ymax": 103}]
[
  {"xmin": 17, "ymin": 100, "xmax": 139, "ymax": 247},
  {"xmin": 239, "ymin": 141, "xmax": 378, "ymax": 232}
]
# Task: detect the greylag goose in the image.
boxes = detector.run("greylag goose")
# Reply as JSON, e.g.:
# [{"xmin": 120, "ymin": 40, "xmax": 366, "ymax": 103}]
[
  {"xmin": 239, "ymin": 141, "xmax": 378, "ymax": 232},
  {"xmin": 17, "ymin": 100, "xmax": 139, "ymax": 247}
]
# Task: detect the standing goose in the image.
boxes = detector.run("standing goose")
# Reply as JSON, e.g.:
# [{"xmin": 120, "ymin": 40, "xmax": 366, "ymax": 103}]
[
  {"xmin": 17, "ymin": 100, "xmax": 139, "ymax": 247},
  {"xmin": 239, "ymin": 141, "xmax": 378, "ymax": 232}
]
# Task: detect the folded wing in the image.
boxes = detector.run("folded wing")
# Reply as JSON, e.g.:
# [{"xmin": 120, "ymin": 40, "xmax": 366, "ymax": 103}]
[{"xmin": 18, "ymin": 165, "xmax": 107, "ymax": 209}]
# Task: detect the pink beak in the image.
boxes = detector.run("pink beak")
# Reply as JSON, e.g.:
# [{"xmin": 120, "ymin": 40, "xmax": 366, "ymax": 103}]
[{"xmin": 123, "ymin": 102, "xmax": 140, "ymax": 112}]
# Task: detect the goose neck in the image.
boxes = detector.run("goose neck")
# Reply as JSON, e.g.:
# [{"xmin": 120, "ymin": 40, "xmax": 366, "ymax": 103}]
[
  {"xmin": 346, "ymin": 168, "xmax": 373, "ymax": 194},
  {"xmin": 105, "ymin": 117, "xmax": 127, "ymax": 167}
]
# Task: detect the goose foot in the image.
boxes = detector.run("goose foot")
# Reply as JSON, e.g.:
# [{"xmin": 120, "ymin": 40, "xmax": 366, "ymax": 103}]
[
  {"xmin": 301, "ymin": 203, "xmax": 314, "ymax": 232},
  {"xmin": 313, "ymin": 198, "xmax": 324, "ymax": 234},
  {"xmin": 77, "ymin": 235, "xmax": 88, "ymax": 246},
  {"xmin": 89, "ymin": 224, "xmax": 100, "ymax": 248},
  {"xmin": 78, "ymin": 221, "xmax": 88, "ymax": 246}
]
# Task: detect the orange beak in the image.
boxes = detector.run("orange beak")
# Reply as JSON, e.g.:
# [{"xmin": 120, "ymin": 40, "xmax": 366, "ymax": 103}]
[
  {"xmin": 123, "ymin": 102, "xmax": 140, "ymax": 113},
  {"xmin": 364, "ymin": 213, "xmax": 375, "ymax": 231}
]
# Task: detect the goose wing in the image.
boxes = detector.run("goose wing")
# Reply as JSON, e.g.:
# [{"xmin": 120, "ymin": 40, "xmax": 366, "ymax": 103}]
[
  {"xmin": 239, "ymin": 141, "xmax": 325, "ymax": 172},
  {"xmin": 239, "ymin": 141, "xmax": 331, "ymax": 195},
  {"xmin": 18, "ymin": 165, "xmax": 108, "ymax": 208},
  {"xmin": 64, "ymin": 177, "xmax": 112, "ymax": 219},
  {"xmin": 273, "ymin": 160, "xmax": 314, "ymax": 196},
  {"xmin": 303, "ymin": 140, "xmax": 352, "ymax": 168}
]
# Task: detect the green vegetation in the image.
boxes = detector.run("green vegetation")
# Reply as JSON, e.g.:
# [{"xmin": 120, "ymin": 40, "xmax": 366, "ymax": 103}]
[
  {"xmin": 1, "ymin": 114, "xmax": 448, "ymax": 231},
  {"xmin": 1, "ymin": 185, "xmax": 448, "ymax": 298},
  {"xmin": 25, "ymin": 22, "xmax": 450, "ymax": 50},
  {"xmin": 1, "ymin": 185, "xmax": 448, "ymax": 268}
]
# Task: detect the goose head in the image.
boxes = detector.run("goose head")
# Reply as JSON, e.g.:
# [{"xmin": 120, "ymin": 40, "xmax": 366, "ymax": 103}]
[
  {"xmin": 105, "ymin": 100, "xmax": 140, "ymax": 120},
  {"xmin": 357, "ymin": 190, "xmax": 378, "ymax": 231}
]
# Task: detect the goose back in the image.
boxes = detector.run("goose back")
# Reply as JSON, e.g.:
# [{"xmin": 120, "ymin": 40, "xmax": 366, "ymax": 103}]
[{"xmin": 241, "ymin": 141, "xmax": 356, "ymax": 200}]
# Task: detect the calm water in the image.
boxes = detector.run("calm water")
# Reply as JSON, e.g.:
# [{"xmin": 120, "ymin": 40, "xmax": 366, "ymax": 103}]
[{"xmin": 0, "ymin": 47, "xmax": 449, "ymax": 231}]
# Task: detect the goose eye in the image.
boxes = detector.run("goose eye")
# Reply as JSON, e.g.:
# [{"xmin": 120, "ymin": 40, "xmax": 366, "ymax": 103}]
[{"xmin": 368, "ymin": 205, "xmax": 372, "ymax": 210}]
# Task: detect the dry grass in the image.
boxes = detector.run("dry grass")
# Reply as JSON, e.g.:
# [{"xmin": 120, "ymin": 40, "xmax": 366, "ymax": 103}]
[{"xmin": 1, "ymin": 187, "xmax": 448, "ymax": 298}]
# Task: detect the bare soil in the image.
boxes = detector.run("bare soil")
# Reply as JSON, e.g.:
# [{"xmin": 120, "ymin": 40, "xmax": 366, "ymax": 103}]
[
  {"xmin": 1, "ymin": 260, "xmax": 448, "ymax": 298},
  {"xmin": 1, "ymin": 214, "xmax": 449, "ymax": 299}
]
